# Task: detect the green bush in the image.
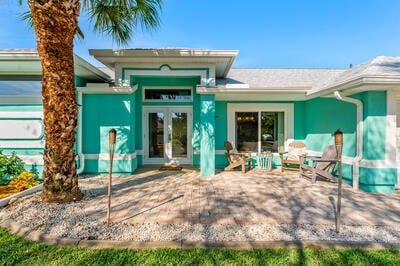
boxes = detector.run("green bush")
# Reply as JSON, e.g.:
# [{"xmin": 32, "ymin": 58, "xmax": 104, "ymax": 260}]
[{"xmin": 0, "ymin": 150, "xmax": 25, "ymax": 185}]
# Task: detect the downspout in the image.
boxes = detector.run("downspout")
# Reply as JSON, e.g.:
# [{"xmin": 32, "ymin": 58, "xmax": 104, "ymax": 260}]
[
  {"xmin": 76, "ymin": 90, "xmax": 85, "ymax": 175},
  {"xmin": 334, "ymin": 91, "xmax": 362, "ymax": 190}
]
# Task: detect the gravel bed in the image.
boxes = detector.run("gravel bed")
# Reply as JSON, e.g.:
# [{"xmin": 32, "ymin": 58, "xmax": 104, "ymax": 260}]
[{"xmin": 1, "ymin": 192, "xmax": 400, "ymax": 244}]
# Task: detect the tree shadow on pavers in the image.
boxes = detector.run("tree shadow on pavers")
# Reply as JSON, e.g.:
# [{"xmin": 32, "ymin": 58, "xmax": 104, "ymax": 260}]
[
  {"xmin": 150, "ymin": 171, "xmax": 341, "ymax": 245},
  {"xmin": 116, "ymin": 194, "xmax": 185, "ymax": 223},
  {"xmin": 340, "ymin": 189, "xmax": 400, "ymax": 226},
  {"xmin": 81, "ymin": 171, "xmax": 185, "ymax": 199}
]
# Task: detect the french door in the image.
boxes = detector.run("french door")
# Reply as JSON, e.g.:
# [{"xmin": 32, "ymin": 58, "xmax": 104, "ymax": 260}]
[{"xmin": 143, "ymin": 106, "xmax": 192, "ymax": 165}]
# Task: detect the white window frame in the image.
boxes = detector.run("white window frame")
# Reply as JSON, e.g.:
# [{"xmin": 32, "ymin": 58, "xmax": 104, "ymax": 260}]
[
  {"xmin": 227, "ymin": 103, "xmax": 294, "ymax": 153},
  {"xmin": 143, "ymin": 106, "xmax": 193, "ymax": 165},
  {"xmin": 143, "ymin": 86, "xmax": 193, "ymax": 102}
]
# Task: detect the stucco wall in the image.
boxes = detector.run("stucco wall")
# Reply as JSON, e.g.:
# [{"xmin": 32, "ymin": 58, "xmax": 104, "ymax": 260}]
[{"xmin": 82, "ymin": 93, "xmax": 136, "ymax": 173}]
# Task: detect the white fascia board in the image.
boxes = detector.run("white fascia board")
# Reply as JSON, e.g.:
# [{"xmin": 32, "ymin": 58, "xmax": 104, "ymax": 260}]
[
  {"xmin": 197, "ymin": 86, "xmax": 308, "ymax": 101},
  {"xmin": 74, "ymin": 54, "xmax": 112, "ymax": 82},
  {"xmin": 77, "ymin": 84, "xmax": 137, "ymax": 94},
  {"xmin": 89, "ymin": 48, "xmax": 239, "ymax": 59},
  {"xmin": 214, "ymin": 92, "xmax": 307, "ymax": 101},
  {"xmin": 89, "ymin": 49, "xmax": 239, "ymax": 78},
  {"xmin": 307, "ymin": 76, "xmax": 400, "ymax": 99},
  {"xmin": 0, "ymin": 49, "xmax": 39, "ymax": 60}
]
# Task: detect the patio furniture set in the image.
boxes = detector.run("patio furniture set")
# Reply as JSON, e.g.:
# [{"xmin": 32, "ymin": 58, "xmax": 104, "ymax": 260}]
[{"xmin": 224, "ymin": 140, "xmax": 339, "ymax": 183}]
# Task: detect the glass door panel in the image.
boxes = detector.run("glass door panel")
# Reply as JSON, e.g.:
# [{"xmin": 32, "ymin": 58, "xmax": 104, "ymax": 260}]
[
  {"xmin": 171, "ymin": 112, "xmax": 188, "ymax": 158},
  {"xmin": 144, "ymin": 106, "xmax": 192, "ymax": 165},
  {"xmin": 148, "ymin": 112, "xmax": 164, "ymax": 158},
  {"xmin": 236, "ymin": 112, "xmax": 258, "ymax": 151}
]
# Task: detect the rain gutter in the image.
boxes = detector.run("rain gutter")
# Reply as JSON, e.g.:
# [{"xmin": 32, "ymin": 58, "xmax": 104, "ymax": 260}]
[
  {"xmin": 76, "ymin": 90, "xmax": 85, "ymax": 175},
  {"xmin": 334, "ymin": 91, "xmax": 362, "ymax": 190}
]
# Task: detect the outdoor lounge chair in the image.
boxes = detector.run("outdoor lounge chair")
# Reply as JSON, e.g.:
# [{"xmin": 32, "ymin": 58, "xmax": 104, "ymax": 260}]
[
  {"xmin": 224, "ymin": 141, "xmax": 252, "ymax": 173},
  {"xmin": 279, "ymin": 141, "xmax": 306, "ymax": 171},
  {"xmin": 299, "ymin": 145, "xmax": 338, "ymax": 183}
]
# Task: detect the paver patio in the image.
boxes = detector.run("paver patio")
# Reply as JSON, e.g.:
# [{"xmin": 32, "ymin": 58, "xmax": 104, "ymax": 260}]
[{"xmin": 80, "ymin": 166, "xmax": 400, "ymax": 227}]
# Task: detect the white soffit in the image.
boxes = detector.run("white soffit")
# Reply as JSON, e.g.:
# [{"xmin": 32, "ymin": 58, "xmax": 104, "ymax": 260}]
[{"xmin": 89, "ymin": 48, "xmax": 239, "ymax": 78}]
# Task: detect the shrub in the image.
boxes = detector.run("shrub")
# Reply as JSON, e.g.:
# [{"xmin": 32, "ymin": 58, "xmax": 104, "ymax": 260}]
[
  {"xmin": 0, "ymin": 150, "xmax": 25, "ymax": 184},
  {"xmin": 9, "ymin": 172, "xmax": 40, "ymax": 191}
]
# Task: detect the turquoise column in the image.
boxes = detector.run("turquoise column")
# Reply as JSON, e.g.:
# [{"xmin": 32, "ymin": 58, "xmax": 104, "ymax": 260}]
[{"xmin": 200, "ymin": 94, "xmax": 215, "ymax": 176}]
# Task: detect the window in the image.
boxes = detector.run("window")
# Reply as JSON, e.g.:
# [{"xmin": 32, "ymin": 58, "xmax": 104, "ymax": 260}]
[
  {"xmin": 227, "ymin": 103, "xmax": 294, "ymax": 154},
  {"xmin": 144, "ymin": 87, "xmax": 192, "ymax": 101},
  {"xmin": 236, "ymin": 111, "xmax": 284, "ymax": 152}
]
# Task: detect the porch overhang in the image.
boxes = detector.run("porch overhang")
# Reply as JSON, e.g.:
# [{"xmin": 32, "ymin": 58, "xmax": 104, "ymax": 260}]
[
  {"xmin": 0, "ymin": 49, "xmax": 111, "ymax": 83},
  {"xmin": 89, "ymin": 48, "xmax": 239, "ymax": 78}
]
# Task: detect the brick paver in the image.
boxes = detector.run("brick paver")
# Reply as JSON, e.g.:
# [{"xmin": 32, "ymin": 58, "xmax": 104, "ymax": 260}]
[{"xmin": 80, "ymin": 167, "xmax": 400, "ymax": 227}]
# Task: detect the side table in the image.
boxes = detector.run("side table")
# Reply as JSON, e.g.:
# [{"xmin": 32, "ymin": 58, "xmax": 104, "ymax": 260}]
[{"xmin": 257, "ymin": 152, "xmax": 273, "ymax": 171}]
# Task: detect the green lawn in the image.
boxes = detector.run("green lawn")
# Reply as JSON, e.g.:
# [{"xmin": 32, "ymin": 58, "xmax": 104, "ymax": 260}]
[{"xmin": 0, "ymin": 228, "xmax": 399, "ymax": 265}]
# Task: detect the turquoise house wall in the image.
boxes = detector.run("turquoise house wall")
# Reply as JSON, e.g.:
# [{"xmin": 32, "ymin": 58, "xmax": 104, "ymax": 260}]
[
  {"xmin": 304, "ymin": 97, "xmax": 356, "ymax": 184},
  {"xmin": 82, "ymin": 93, "xmax": 136, "ymax": 173},
  {"xmin": 354, "ymin": 91, "xmax": 397, "ymax": 192},
  {"xmin": 357, "ymin": 91, "xmax": 386, "ymax": 160},
  {"xmin": 294, "ymin": 101, "xmax": 306, "ymax": 140},
  {"xmin": 304, "ymin": 92, "xmax": 397, "ymax": 192},
  {"xmin": 304, "ymin": 98, "xmax": 357, "ymax": 156}
]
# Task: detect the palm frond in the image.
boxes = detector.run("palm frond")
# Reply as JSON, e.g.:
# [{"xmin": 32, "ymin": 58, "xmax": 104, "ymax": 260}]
[
  {"xmin": 82, "ymin": 0, "xmax": 162, "ymax": 46},
  {"xmin": 19, "ymin": 11, "xmax": 33, "ymax": 29}
]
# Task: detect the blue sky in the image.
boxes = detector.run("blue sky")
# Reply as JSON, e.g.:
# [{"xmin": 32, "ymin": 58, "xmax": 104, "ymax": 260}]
[{"xmin": 1, "ymin": 0, "xmax": 400, "ymax": 69}]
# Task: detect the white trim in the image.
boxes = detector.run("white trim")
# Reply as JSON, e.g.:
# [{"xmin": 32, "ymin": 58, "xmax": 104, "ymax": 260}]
[
  {"xmin": 124, "ymin": 69, "xmax": 212, "ymax": 86},
  {"xmin": 305, "ymin": 150, "xmax": 353, "ymax": 165},
  {"xmin": 0, "ymin": 111, "xmax": 43, "ymax": 118},
  {"xmin": 76, "ymin": 91, "xmax": 85, "ymax": 174},
  {"xmin": 0, "ymin": 120, "xmax": 43, "ymax": 140},
  {"xmin": 142, "ymin": 106, "xmax": 193, "ymax": 165},
  {"xmin": 0, "ymin": 111, "xmax": 44, "ymax": 145},
  {"xmin": 84, "ymin": 153, "xmax": 137, "ymax": 160},
  {"xmin": 360, "ymin": 159, "xmax": 397, "ymax": 168},
  {"xmin": 387, "ymin": 91, "xmax": 397, "ymax": 163},
  {"xmin": 0, "ymin": 141, "xmax": 44, "ymax": 148},
  {"xmin": 216, "ymin": 150, "xmax": 226, "ymax": 155},
  {"xmin": 19, "ymin": 155, "xmax": 44, "ymax": 165},
  {"xmin": 0, "ymin": 96, "xmax": 42, "ymax": 104},
  {"xmin": 393, "ymin": 90, "xmax": 400, "ymax": 188},
  {"xmin": 76, "ymin": 85, "xmax": 137, "ymax": 94},
  {"xmin": 227, "ymin": 103, "xmax": 294, "ymax": 152},
  {"xmin": 0, "ymin": 110, "xmax": 44, "ymax": 148}
]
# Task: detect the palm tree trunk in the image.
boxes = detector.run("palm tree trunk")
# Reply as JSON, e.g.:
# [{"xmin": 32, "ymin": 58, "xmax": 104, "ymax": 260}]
[{"xmin": 29, "ymin": 0, "xmax": 83, "ymax": 203}]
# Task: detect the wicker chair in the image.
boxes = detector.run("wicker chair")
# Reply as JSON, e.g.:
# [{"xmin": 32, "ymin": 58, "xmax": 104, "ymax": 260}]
[{"xmin": 224, "ymin": 141, "xmax": 252, "ymax": 173}]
